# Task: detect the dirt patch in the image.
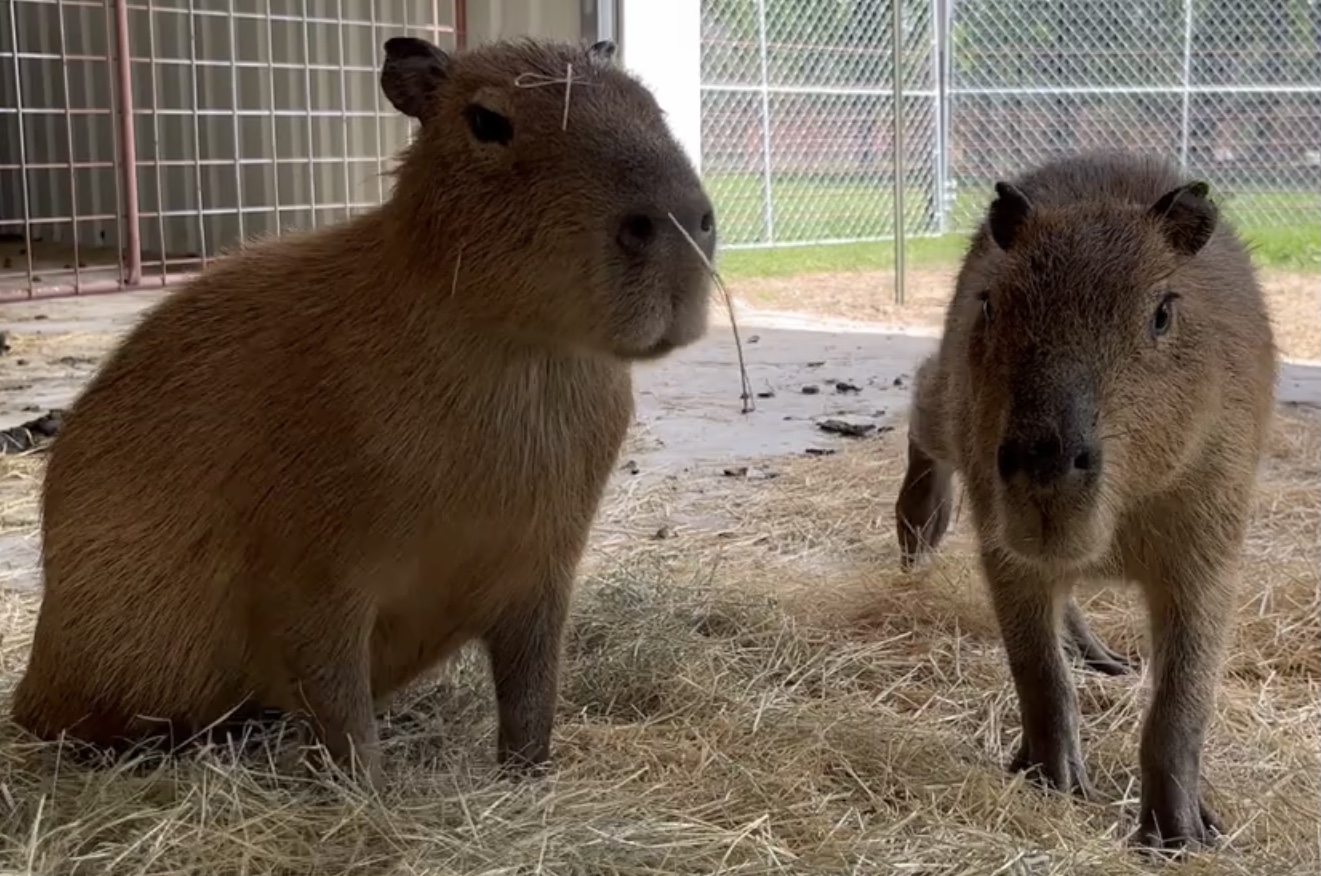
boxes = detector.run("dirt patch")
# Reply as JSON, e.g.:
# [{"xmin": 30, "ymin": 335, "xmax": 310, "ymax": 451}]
[{"xmin": 731, "ymin": 267, "xmax": 1321, "ymax": 362}]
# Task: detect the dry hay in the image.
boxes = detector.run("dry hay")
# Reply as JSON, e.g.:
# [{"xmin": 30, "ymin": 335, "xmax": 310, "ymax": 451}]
[{"xmin": 0, "ymin": 408, "xmax": 1316, "ymax": 875}]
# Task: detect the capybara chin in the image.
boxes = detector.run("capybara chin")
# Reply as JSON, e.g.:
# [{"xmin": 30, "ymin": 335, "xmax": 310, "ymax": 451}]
[
  {"xmin": 11, "ymin": 36, "xmax": 716, "ymax": 786},
  {"xmin": 894, "ymin": 150, "xmax": 1276, "ymax": 851}
]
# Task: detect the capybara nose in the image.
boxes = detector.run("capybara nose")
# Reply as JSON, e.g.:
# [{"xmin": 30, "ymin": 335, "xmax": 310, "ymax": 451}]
[
  {"xmin": 615, "ymin": 193, "xmax": 716, "ymax": 260},
  {"xmin": 616, "ymin": 212, "xmax": 657, "ymax": 255},
  {"xmin": 997, "ymin": 427, "xmax": 1102, "ymax": 487}
]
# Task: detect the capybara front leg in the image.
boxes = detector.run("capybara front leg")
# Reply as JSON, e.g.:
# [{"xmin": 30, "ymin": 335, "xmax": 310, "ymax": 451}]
[
  {"xmin": 1134, "ymin": 559, "xmax": 1234, "ymax": 851},
  {"xmin": 285, "ymin": 608, "xmax": 382, "ymax": 789},
  {"xmin": 483, "ymin": 583, "xmax": 570, "ymax": 774},
  {"xmin": 1062, "ymin": 597, "xmax": 1134, "ymax": 676},
  {"xmin": 983, "ymin": 549, "xmax": 1091, "ymax": 797},
  {"xmin": 895, "ymin": 436, "xmax": 956, "ymax": 569}
]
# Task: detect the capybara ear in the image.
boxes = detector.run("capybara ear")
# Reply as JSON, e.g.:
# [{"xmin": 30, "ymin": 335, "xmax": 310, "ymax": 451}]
[
  {"xmin": 987, "ymin": 181, "xmax": 1033, "ymax": 252},
  {"xmin": 1148, "ymin": 180, "xmax": 1218, "ymax": 258},
  {"xmin": 381, "ymin": 37, "xmax": 450, "ymax": 123},
  {"xmin": 587, "ymin": 39, "xmax": 618, "ymax": 67}
]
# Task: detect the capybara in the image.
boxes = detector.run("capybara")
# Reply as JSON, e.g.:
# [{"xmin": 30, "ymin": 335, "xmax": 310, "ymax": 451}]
[
  {"xmin": 894, "ymin": 150, "xmax": 1276, "ymax": 850},
  {"xmin": 12, "ymin": 36, "xmax": 716, "ymax": 786}
]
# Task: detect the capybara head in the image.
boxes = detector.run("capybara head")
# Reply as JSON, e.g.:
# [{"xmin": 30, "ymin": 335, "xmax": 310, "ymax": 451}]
[
  {"xmin": 380, "ymin": 36, "xmax": 714, "ymax": 361},
  {"xmin": 957, "ymin": 171, "xmax": 1235, "ymax": 567}
]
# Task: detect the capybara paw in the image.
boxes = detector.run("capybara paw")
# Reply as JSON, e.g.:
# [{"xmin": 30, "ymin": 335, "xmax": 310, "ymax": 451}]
[
  {"xmin": 1137, "ymin": 795, "xmax": 1224, "ymax": 853},
  {"xmin": 1009, "ymin": 737, "xmax": 1092, "ymax": 800},
  {"xmin": 1064, "ymin": 637, "xmax": 1135, "ymax": 677},
  {"xmin": 894, "ymin": 499, "xmax": 951, "ymax": 570},
  {"xmin": 497, "ymin": 744, "xmax": 552, "ymax": 779},
  {"xmin": 1082, "ymin": 650, "xmax": 1134, "ymax": 677}
]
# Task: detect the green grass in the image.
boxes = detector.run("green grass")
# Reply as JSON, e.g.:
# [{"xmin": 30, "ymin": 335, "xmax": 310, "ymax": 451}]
[{"xmin": 707, "ymin": 171, "xmax": 1321, "ymax": 279}]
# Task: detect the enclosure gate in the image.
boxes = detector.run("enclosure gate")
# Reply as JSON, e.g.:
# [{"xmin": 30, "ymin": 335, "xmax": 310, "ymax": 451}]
[{"xmin": 0, "ymin": 0, "xmax": 463, "ymax": 301}]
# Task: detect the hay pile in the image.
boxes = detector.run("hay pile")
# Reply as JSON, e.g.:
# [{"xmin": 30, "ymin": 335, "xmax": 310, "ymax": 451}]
[{"xmin": 0, "ymin": 409, "xmax": 1316, "ymax": 875}]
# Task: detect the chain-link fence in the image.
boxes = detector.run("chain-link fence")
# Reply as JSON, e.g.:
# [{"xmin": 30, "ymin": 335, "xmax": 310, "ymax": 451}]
[
  {"xmin": 702, "ymin": 0, "xmax": 942, "ymax": 248},
  {"xmin": 701, "ymin": 0, "xmax": 1321, "ymax": 250}
]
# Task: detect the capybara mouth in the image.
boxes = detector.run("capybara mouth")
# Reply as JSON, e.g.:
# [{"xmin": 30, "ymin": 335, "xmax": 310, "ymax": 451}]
[{"xmin": 996, "ymin": 501, "xmax": 1109, "ymax": 568}]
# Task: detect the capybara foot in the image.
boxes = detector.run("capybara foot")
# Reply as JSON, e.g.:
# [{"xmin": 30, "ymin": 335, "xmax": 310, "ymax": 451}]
[
  {"xmin": 1009, "ymin": 734, "xmax": 1093, "ymax": 800},
  {"xmin": 1137, "ymin": 779, "xmax": 1224, "ymax": 853},
  {"xmin": 1062, "ymin": 600, "xmax": 1134, "ymax": 677}
]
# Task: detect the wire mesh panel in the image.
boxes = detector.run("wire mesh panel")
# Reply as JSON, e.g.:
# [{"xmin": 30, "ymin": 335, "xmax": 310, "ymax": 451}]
[
  {"xmin": 0, "ymin": 0, "xmax": 459, "ymax": 300},
  {"xmin": 1, "ymin": 0, "xmax": 129, "ymax": 299},
  {"xmin": 125, "ymin": 0, "xmax": 459, "ymax": 283},
  {"xmin": 942, "ymin": 0, "xmax": 1321, "ymax": 233},
  {"xmin": 700, "ymin": 0, "xmax": 940, "ymax": 249}
]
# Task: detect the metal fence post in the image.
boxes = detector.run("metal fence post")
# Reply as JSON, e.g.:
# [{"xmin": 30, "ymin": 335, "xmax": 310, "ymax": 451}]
[
  {"xmin": 1178, "ymin": 0, "xmax": 1194, "ymax": 173},
  {"xmin": 931, "ymin": 0, "xmax": 948, "ymax": 235},
  {"xmin": 892, "ymin": 0, "xmax": 906, "ymax": 305},
  {"xmin": 113, "ymin": 0, "xmax": 143, "ymax": 286},
  {"xmin": 754, "ymin": 0, "xmax": 775, "ymax": 245}
]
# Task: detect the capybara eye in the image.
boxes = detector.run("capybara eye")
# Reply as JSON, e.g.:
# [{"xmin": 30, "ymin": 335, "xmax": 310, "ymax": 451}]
[
  {"xmin": 979, "ymin": 291, "xmax": 992, "ymax": 323},
  {"xmin": 464, "ymin": 104, "xmax": 513, "ymax": 146},
  {"xmin": 1150, "ymin": 293, "xmax": 1178, "ymax": 338}
]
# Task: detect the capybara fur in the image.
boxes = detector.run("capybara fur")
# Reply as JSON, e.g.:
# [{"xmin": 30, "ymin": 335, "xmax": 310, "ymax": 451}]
[
  {"xmin": 894, "ymin": 150, "xmax": 1276, "ymax": 850},
  {"xmin": 11, "ymin": 36, "xmax": 717, "ymax": 786}
]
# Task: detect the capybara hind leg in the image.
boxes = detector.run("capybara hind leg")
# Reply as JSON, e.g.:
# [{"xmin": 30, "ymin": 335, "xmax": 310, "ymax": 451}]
[
  {"xmin": 982, "ymin": 549, "xmax": 1091, "ymax": 798},
  {"xmin": 1133, "ymin": 555, "xmax": 1234, "ymax": 851},
  {"xmin": 895, "ymin": 436, "xmax": 955, "ymax": 569},
  {"xmin": 483, "ymin": 584, "xmax": 570, "ymax": 774},
  {"xmin": 1062, "ymin": 598, "xmax": 1134, "ymax": 677}
]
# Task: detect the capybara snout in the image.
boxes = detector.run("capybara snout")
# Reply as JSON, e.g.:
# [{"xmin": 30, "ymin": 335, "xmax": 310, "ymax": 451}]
[
  {"xmin": 992, "ymin": 367, "xmax": 1107, "ymax": 563},
  {"xmin": 995, "ymin": 386, "xmax": 1103, "ymax": 490}
]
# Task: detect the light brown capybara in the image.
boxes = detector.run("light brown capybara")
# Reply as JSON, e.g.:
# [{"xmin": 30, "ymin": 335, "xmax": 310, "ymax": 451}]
[
  {"xmin": 12, "ymin": 36, "xmax": 717, "ymax": 786},
  {"xmin": 894, "ymin": 150, "xmax": 1276, "ymax": 851}
]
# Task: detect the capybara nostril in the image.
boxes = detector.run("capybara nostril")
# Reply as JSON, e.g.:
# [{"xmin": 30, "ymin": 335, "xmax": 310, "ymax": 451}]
[
  {"xmin": 996, "ymin": 440, "xmax": 1023, "ymax": 482},
  {"xmin": 664, "ymin": 194, "xmax": 717, "ymax": 260},
  {"xmin": 617, "ymin": 212, "xmax": 656, "ymax": 254},
  {"xmin": 1072, "ymin": 445, "xmax": 1101, "ymax": 473}
]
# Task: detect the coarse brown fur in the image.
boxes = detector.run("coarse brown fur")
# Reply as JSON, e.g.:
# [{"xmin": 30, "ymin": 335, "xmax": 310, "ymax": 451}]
[
  {"xmin": 11, "ymin": 36, "xmax": 717, "ymax": 786},
  {"xmin": 894, "ymin": 150, "xmax": 1277, "ymax": 851}
]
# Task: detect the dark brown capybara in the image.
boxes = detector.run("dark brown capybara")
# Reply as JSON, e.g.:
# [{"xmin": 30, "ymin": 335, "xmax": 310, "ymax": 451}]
[
  {"xmin": 12, "ymin": 36, "xmax": 717, "ymax": 787},
  {"xmin": 894, "ymin": 150, "xmax": 1276, "ymax": 850}
]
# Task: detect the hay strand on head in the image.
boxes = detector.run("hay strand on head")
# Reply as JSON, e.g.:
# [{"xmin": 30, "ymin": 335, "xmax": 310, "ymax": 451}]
[
  {"xmin": 513, "ymin": 64, "xmax": 582, "ymax": 131},
  {"xmin": 667, "ymin": 213, "xmax": 756, "ymax": 414}
]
